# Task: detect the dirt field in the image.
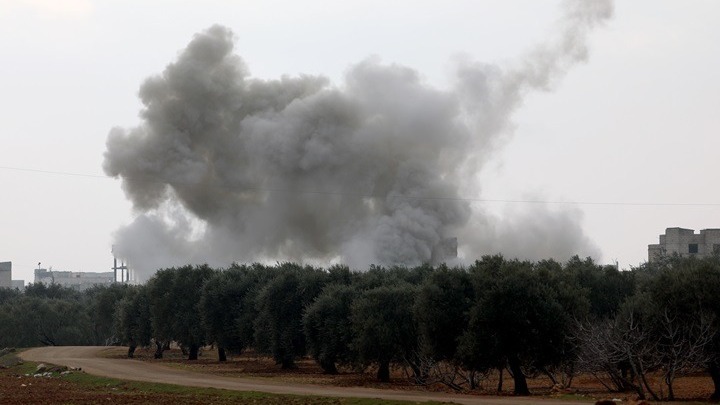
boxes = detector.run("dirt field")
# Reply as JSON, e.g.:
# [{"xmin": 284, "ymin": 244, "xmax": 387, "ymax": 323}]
[
  {"xmin": 0, "ymin": 356, "xmax": 248, "ymax": 404},
  {"xmin": 115, "ymin": 346, "xmax": 717, "ymax": 402},
  {"xmin": 14, "ymin": 346, "xmax": 719, "ymax": 404},
  {"xmin": 18, "ymin": 346, "xmax": 594, "ymax": 404},
  {"xmin": 0, "ymin": 368, "xmax": 209, "ymax": 405},
  {"xmin": 0, "ymin": 352, "xmax": 442, "ymax": 405}
]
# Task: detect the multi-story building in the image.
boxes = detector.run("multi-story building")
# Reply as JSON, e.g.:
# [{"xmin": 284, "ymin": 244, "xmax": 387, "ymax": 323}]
[
  {"xmin": 34, "ymin": 268, "xmax": 114, "ymax": 291},
  {"xmin": 0, "ymin": 262, "xmax": 11, "ymax": 288},
  {"xmin": 648, "ymin": 227, "xmax": 720, "ymax": 262}
]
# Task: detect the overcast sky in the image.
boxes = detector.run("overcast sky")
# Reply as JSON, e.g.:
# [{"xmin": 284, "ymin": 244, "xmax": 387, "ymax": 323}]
[{"xmin": 1, "ymin": 0, "xmax": 719, "ymax": 283}]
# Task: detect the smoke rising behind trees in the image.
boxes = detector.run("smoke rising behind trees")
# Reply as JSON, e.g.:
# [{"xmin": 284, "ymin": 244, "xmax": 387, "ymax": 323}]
[{"xmin": 104, "ymin": 0, "xmax": 611, "ymax": 279}]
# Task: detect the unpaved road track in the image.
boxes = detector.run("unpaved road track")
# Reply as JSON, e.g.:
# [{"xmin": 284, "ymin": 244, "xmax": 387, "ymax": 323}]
[{"xmin": 21, "ymin": 347, "xmax": 593, "ymax": 405}]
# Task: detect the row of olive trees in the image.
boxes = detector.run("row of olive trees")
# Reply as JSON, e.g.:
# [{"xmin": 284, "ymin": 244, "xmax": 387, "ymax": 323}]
[
  {"xmin": 576, "ymin": 255, "xmax": 720, "ymax": 401},
  {"xmin": 115, "ymin": 255, "xmax": 720, "ymax": 400},
  {"xmin": 0, "ymin": 282, "xmax": 131, "ymax": 348},
  {"xmin": 3, "ymin": 254, "xmax": 720, "ymax": 400},
  {"xmin": 110, "ymin": 257, "xmax": 637, "ymax": 395}
]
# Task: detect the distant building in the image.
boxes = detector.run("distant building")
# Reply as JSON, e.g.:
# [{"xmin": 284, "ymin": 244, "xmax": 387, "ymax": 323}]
[
  {"xmin": 11, "ymin": 280, "xmax": 24, "ymax": 290},
  {"xmin": 0, "ymin": 262, "xmax": 10, "ymax": 288},
  {"xmin": 648, "ymin": 227, "xmax": 720, "ymax": 262},
  {"xmin": 34, "ymin": 268, "xmax": 114, "ymax": 291}
]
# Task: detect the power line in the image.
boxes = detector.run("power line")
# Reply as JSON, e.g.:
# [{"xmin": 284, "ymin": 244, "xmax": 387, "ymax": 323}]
[
  {"xmin": 0, "ymin": 165, "xmax": 108, "ymax": 179},
  {"xmin": 1, "ymin": 164, "xmax": 719, "ymax": 207}
]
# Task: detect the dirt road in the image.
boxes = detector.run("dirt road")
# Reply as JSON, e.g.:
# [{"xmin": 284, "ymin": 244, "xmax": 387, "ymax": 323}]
[{"xmin": 20, "ymin": 347, "xmax": 594, "ymax": 405}]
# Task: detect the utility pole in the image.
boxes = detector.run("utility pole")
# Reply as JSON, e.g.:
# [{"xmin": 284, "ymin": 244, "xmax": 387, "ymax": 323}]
[{"xmin": 111, "ymin": 245, "xmax": 128, "ymax": 283}]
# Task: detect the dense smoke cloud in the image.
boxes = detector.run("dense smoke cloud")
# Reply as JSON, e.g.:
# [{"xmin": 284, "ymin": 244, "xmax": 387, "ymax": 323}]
[{"xmin": 104, "ymin": 0, "xmax": 612, "ymax": 280}]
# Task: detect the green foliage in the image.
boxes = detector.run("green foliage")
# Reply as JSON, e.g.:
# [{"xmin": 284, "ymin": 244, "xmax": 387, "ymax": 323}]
[
  {"xmin": 460, "ymin": 257, "xmax": 583, "ymax": 395},
  {"xmin": 201, "ymin": 265, "xmax": 260, "ymax": 355},
  {"xmin": 0, "ymin": 287, "xmax": 20, "ymax": 304},
  {"xmin": 84, "ymin": 283, "xmax": 133, "ymax": 345},
  {"xmin": 115, "ymin": 285, "xmax": 153, "ymax": 351},
  {"xmin": 303, "ymin": 284, "xmax": 358, "ymax": 373},
  {"xmin": 351, "ymin": 283, "xmax": 418, "ymax": 382},
  {"xmin": 564, "ymin": 256, "xmax": 633, "ymax": 318},
  {"xmin": 24, "ymin": 282, "xmax": 81, "ymax": 300},
  {"xmin": 147, "ymin": 265, "xmax": 215, "ymax": 358},
  {"xmin": 0, "ymin": 282, "xmax": 136, "ymax": 348},
  {"xmin": 414, "ymin": 266, "xmax": 473, "ymax": 361},
  {"xmin": 254, "ymin": 263, "xmax": 327, "ymax": 368},
  {"xmin": 326, "ymin": 264, "xmax": 353, "ymax": 285},
  {"xmin": 146, "ymin": 268, "xmax": 178, "ymax": 344},
  {"xmin": 8, "ymin": 255, "xmax": 720, "ymax": 398},
  {"xmin": 0, "ymin": 296, "xmax": 92, "ymax": 347}
]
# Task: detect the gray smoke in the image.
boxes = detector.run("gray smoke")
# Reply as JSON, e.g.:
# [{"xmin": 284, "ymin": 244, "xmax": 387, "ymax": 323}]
[{"xmin": 104, "ymin": 0, "xmax": 611, "ymax": 280}]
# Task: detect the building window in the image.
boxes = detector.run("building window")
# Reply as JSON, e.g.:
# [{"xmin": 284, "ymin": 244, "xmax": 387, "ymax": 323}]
[{"xmin": 689, "ymin": 243, "xmax": 699, "ymax": 254}]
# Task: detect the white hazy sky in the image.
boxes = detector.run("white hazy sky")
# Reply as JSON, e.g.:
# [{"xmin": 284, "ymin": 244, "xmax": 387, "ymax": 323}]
[{"xmin": 1, "ymin": 0, "xmax": 719, "ymax": 283}]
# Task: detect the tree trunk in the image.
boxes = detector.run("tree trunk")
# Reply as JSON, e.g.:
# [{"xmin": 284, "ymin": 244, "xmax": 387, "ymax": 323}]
[
  {"xmin": 127, "ymin": 345, "xmax": 136, "ymax": 358},
  {"xmin": 377, "ymin": 359, "xmax": 391, "ymax": 382},
  {"xmin": 154, "ymin": 341, "xmax": 164, "ymax": 359},
  {"xmin": 469, "ymin": 370, "xmax": 477, "ymax": 390},
  {"xmin": 320, "ymin": 358, "xmax": 338, "ymax": 374},
  {"xmin": 274, "ymin": 347, "xmax": 296, "ymax": 369},
  {"xmin": 543, "ymin": 367, "xmax": 558, "ymax": 386},
  {"xmin": 507, "ymin": 356, "xmax": 530, "ymax": 396},
  {"xmin": 497, "ymin": 367, "xmax": 504, "ymax": 392},
  {"xmin": 188, "ymin": 344, "xmax": 200, "ymax": 360},
  {"xmin": 637, "ymin": 362, "xmax": 659, "ymax": 401},
  {"xmin": 218, "ymin": 347, "xmax": 227, "ymax": 362},
  {"xmin": 280, "ymin": 353, "xmax": 296, "ymax": 369},
  {"xmin": 407, "ymin": 360, "xmax": 426, "ymax": 385},
  {"xmin": 614, "ymin": 366, "xmax": 629, "ymax": 392},
  {"xmin": 710, "ymin": 361, "xmax": 720, "ymax": 400},
  {"xmin": 665, "ymin": 369, "xmax": 676, "ymax": 401}
]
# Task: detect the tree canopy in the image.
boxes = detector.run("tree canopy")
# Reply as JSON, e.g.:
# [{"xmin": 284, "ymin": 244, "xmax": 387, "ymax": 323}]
[{"xmin": 3, "ymin": 254, "xmax": 720, "ymax": 401}]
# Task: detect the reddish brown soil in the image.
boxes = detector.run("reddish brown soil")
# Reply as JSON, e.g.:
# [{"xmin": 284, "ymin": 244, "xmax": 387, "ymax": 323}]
[
  {"xmin": 117, "ymin": 347, "xmax": 718, "ymax": 402},
  {"xmin": 0, "ymin": 360, "xmax": 379, "ymax": 405},
  {"xmin": 0, "ymin": 366, "xmax": 204, "ymax": 405},
  {"xmin": 20, "ymin": 346, "xmax": 599, "ymax": 405}
]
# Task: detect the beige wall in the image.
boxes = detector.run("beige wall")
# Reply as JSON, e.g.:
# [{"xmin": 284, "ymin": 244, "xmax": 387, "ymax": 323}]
[{"xmin": 649, "ymin": 228, "xmax": 720, "ymax": 261}]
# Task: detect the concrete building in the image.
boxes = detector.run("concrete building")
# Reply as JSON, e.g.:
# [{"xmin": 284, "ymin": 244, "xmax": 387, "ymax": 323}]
[
  {"xmin": 34, "ymin": 268, "xmax": 114, "ymax": 291},
  {"xmin": 648, "ymin": 227, "xmax": 720, "ymax": 262},
  {"xmin": 11, "ymin": 280, "xmax": 25, "ymax": 290},
  {"xmin": 0, "ymin": 262, "xmax": 10, "ymax": 288}
]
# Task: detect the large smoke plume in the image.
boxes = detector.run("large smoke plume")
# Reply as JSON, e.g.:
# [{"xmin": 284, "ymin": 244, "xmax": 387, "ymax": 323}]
[{"xmin": 104, "ymin": 0, "xmax": 612, "ymax": 280}]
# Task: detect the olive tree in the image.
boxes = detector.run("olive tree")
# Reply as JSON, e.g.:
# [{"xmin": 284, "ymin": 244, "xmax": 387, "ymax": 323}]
[
  {"xmin": 351, "ymin": 283, "xmax": 418, "ymax": 382},
  {"xmin": 303, "ymin": 284, "xmax": 358, "ymax": 373},
  {"xmin": 254, "ymin": 264, "xmax": 326, "ymax": 368}
]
